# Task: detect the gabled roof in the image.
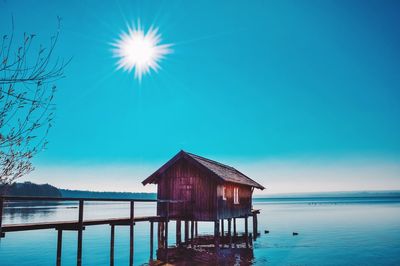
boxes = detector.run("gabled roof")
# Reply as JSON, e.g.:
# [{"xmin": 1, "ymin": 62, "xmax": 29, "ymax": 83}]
[{"xmin": 142, "ymin": 150, "xmax": 265, "ymax": 190}]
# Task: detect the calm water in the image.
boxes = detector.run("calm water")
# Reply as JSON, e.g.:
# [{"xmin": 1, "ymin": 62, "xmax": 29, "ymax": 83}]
[{"xmin": 1, "ymin": 197, "xmax": 400, "ymax": 265}]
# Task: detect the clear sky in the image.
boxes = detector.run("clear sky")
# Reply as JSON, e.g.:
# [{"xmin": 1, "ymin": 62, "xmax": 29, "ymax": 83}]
[{"xmin": 1, "ymin": 0, "xmax": 399, "ymax": 194}]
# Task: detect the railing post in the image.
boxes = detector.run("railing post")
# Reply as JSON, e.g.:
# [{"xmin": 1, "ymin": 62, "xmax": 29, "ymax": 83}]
[
  {"xmin": 77, "ymin": 200, "xmax": 84, "ymax": 266},
  {"xmin": 0, "ymin": 197, "xmax": 4, "ymax": 238},
  {"xmin": 56, "ymin": 229, "xmax": 63, "ymax": 266},
  {"xmin": 110, "ymin": 225, "xmax": 115, "ymax": 266},
  {"xmin": 129, "ymin": 201, "xmax": 134, "ymax": 266}
]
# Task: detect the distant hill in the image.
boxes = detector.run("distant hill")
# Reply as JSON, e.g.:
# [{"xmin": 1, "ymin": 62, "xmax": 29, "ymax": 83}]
[
  {"xmin": 60, "ymin": 189, "xmax": 156, "ymax": 200},
  {"xmin": 255, "ymin": 190, "xmax": 400, "ymax": 198},
  {"xmin": 0, "ymin": 182, "xmax": 62, "ymax": 197}
]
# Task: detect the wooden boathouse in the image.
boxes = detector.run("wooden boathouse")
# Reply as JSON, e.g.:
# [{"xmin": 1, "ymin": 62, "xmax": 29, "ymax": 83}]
[{"xmin": 142, "ymin": 150, "xmax": 265, "ymax": 251}]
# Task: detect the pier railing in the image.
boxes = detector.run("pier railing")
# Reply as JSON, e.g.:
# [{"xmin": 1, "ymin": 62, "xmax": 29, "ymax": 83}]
[{"xmin": 0, "ymin": 196, "xmax": 164, "ymax": 266}]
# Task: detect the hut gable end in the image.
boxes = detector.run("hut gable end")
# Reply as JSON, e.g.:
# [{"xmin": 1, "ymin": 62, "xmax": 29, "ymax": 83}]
[{"xmin": 142, "ymin": 150, "xmax": 265, "ymax": 190}]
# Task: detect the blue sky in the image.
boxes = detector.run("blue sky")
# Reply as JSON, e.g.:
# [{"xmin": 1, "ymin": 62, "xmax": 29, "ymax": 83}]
[{"xmin": 1, "ymin": 0, "xmax": 399, "ymax": 193}]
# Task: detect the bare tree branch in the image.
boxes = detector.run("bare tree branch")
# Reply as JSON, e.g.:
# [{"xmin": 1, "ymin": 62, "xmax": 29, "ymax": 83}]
[{"xmin": 0, "ymin": 17, "xmax": 69, "ymax": 192}]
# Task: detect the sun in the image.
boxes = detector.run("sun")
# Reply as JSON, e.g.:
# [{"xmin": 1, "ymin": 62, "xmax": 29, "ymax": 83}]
[{"xmin": 112, "ymin": 21, "xmax": 172, "ymax": 82}]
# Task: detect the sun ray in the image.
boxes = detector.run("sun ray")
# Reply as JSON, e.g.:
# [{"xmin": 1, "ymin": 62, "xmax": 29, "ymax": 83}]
[{"xmin": 112, "ymin": 21, "xmax": 172, "ymax": 82}]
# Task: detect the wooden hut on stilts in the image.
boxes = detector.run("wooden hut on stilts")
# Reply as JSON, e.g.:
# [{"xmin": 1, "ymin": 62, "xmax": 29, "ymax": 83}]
[{"xmin": 142, "ymin": 150, "xmax": 265, "ymax": 261}]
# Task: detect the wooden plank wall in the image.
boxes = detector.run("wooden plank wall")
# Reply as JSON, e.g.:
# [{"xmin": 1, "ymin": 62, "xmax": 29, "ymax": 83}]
[
  {"xmin": 216, "ymin": 183, "xmax": 252, "ymax": 219},
  {"xmin": 157, "ymin": 158, "xmax": 217, "ymax": 221}
]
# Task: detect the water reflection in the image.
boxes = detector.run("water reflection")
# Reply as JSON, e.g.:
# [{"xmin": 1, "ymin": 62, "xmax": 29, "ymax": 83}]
[
  {"xmin": 153, "ymin": 235, "xmax": 255, "ymax": 265},
  {"xmin": 3, "ymin": 201, "xmax": 73, "ymax": 223}
]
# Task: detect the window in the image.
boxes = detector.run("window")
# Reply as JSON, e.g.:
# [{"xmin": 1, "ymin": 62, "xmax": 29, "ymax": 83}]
[
  {"xmin": 234, "ymin": 187, "xmax": 239, "ymax": 204},
  {"xmin": 222, "ymin": 186, "xmax": 227, "ymax": 200}
]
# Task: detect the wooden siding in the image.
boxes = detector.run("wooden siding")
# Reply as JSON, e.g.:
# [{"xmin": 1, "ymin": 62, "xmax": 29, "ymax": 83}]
[
  {"xmin": 156, "ymin": 157, "xmax": 253, "ymax": 221},
  {"xmin": 216, "ymin": 183, "xmax": 252, "ymax": 219},
  {"xmin": 157, "ymin": 157, "xmax": 217, "ymax": 221}
]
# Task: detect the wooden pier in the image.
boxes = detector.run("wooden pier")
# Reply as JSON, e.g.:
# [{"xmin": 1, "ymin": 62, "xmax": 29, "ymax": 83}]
[{"xmin": 0, "ymin": 196, "xmax": 260, "ymax": 265}]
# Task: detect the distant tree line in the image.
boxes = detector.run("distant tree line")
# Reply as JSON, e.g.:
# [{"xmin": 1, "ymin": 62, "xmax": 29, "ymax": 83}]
[
  {"xmin": 60, "ymin": 189, "xmax": 156, "ymax": 200},
  {"xmin": 0, "ymin": 181, "xmax": 157, "ymax": 199},
  {"xmin": 0, "ymin": 181, "xmax": 61, "ymax": 197}
]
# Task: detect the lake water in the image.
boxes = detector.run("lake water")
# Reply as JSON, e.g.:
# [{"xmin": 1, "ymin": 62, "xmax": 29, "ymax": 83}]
[{"xmin": 1, "ymin": 197, "xmax": 400, "ymax": 265}]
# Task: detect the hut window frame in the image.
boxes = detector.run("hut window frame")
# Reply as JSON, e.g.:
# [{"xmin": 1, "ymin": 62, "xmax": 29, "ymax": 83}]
[
  {"xmin": 222, "ymin": 186, "xmax": 227, "ymax": 200},
  {"xmin": 234, "ymin": 187, "xmax": 239, "ymax": 204}
]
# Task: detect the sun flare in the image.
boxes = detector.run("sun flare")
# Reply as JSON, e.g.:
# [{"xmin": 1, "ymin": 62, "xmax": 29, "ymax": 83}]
[{"xmin": 112, "ymin": 22, "xmax": 172, "ymax": 82}]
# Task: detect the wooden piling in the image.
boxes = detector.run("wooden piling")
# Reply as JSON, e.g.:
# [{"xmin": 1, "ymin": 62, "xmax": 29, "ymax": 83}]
[
  {"xmin": 221, "ymin": 219, "xmax": 224, "ymax": 238},
  {"xmin": 190, "ymin": 220, "xmax": 194, "ymax": 242},
  {"xmin": 195, "ymin": 221, "xmax": 198, "ymax": 237},
  {"xmin": 176, "ymin": 220, "xmax": 181, "ymax": 245},
  {"xmin": 129, "ymin": 201, "xmax": 134, "ymax": 266},
  {"xmin": 56, "ymin": 229, "xmax": 63, "ymax": 266},
  {"xmin": 184, "ymin": 221, "xmax": 189, "ymax": 244},
  {"xmin": 158, "ymin": 222, "xmax": 164, "ymax": 249},
  {"xmin": 77, "ymin": 200, "xmax": 84, "ymax": 266},
  {"xmin": 252, "ymin": 212, "xmax": 258, "ymax": 240},
  {"xmin": 150, "ymin": 221, "xmax": 154, "ymax": 260},
  {"xmin": 233, "ymin": 218, "xmax": 237, "ymax": 238},
  {"xmin": 214, "ymin": 220, "xmax": 220, "ymax": 252},
  {"xmin": 110, "ymin": 225, "xmax": 115, "ymax": 266},
  {"xmin": 228, "ymin": 218, "xmax": 232, "ymax": 247},
  {"xmin": 244, "ymin": 215, "xmax": 249, "ymax": 248},
  {"xmin": 0, "ymin": 197, "xmax": 4, "ymax": 238}
]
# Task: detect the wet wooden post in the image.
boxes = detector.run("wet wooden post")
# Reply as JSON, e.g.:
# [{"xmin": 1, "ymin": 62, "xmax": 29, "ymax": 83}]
[
  {"xmin": 190, "ymin": 220, "xmax": 194, "ymax": 243},
  {"xmin": 184, "ymin": 221, "xmax": 189, "ymax": 244},
  {"xmin": 158, "ymin": 222, "xmax": 164, "ymax": 249},
  {"xmin": 214, "ymin": 220, "xmax": 220, "ymax": 253},
  {"xmin": 252, "ymin": 212, "xmax": 258, "ymax": 240},
  {"xmin": 165, "ymin": 202, "xmax": 169, "ymax": 263},
  {"xmin": 56, "ymin": 229, "xmax": 63, "ymax": 266},
  {"xmin": 221, "ymin": 219, "xmax": 224, "ymax": 238},
  {"xmin": 110, "ymin": 225, "xmax": 115, "ymax": 266},
  {"xmin": 228, "ymin": 218, "xmax": 232, "ymax": 247},
  {"xmin": 244, "ymin": 215, "xmax": 249, "ymax": 248},
  {"xmin": 233, "ymin": 218, "xmax": 237, "ymax": 239},
  {"xmin": 129, "ymin": 201, "xmax": 134, "ymax": 266},
  {"xmin": 150, "ymin": 221, "xmax": 154, "ymax": 260},
  {"xmin": 195, "ymin": 221, "xmax": 198, "ymax": 237},
  {"xmin": 176, "ymin": 220, "xmax": 181, "ymax": 245},
  {"xmin": 77, "ymin": 200, "xmax": 84, "ymax": 266},
  {"xmin": 0, "ymin": 197, "xmax": 4, "ymax": 238}
]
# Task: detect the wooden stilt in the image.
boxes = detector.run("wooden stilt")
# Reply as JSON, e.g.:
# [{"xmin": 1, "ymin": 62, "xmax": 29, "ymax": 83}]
[
  {"xmin": 184, "ymin": 221, "xmax": 189, "ymax": 244},
  {"xmin": 228, "ymin": 218, "xmax": 232, "ymax": 247},
  {"xmin": 244, "ymin": 215, "xmax": 249, "ymax": 248},
  {"xmin": 158, "ymin": 222, "xmax": 164, "ymax": 249},
  {"xmin": 110, "ymin": 225, "xmax": 115, "ymax": 266},
  {"xmin": 0, "ymin": 197, "xmax": 4, "ymax": 238},
  {"xmin": 252, "ymin": 212, "xmax": 258, "ymax": 240},
  {"xmin": 233, "ymin": 218, "xmax": 237, "ymax": 239},
  {"xmin": 195, "ymin": 221, "xmax": 198, "ymax": 237},
  {"xmin": 56, "ymin": 229, "xmax": 62, "ymax": 266},
  {"xmin": 165, "ymin": 202, "xmax": 169, "ymax": 263},
  {"xmin": 129, "ymin": 201, "xmax": 134, "ymax": 266},
  {"xmin": 150, "ymin": 221, "xmax": 154, "ymax": 260},
  {"xmin": 221, "ymin": 219, "xmax": 224, "ymax": 238},
  {"xmin": 190, "ymin": 220, "xmax": 194, "ymax": 242},
  {"xmin": 77, "ymin": 200, "xmax": 84, "ymax": 266},
  {"xmin": 176, "ymin": 220, "xmax": 181, "ymax": 246},
  {"xmin": 165, "ymin": 219, "xmax": 169, "ymax": 262},
  {"xmin": 214, "ymin": 220, "xmax": 220, "ymax": 253}
]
